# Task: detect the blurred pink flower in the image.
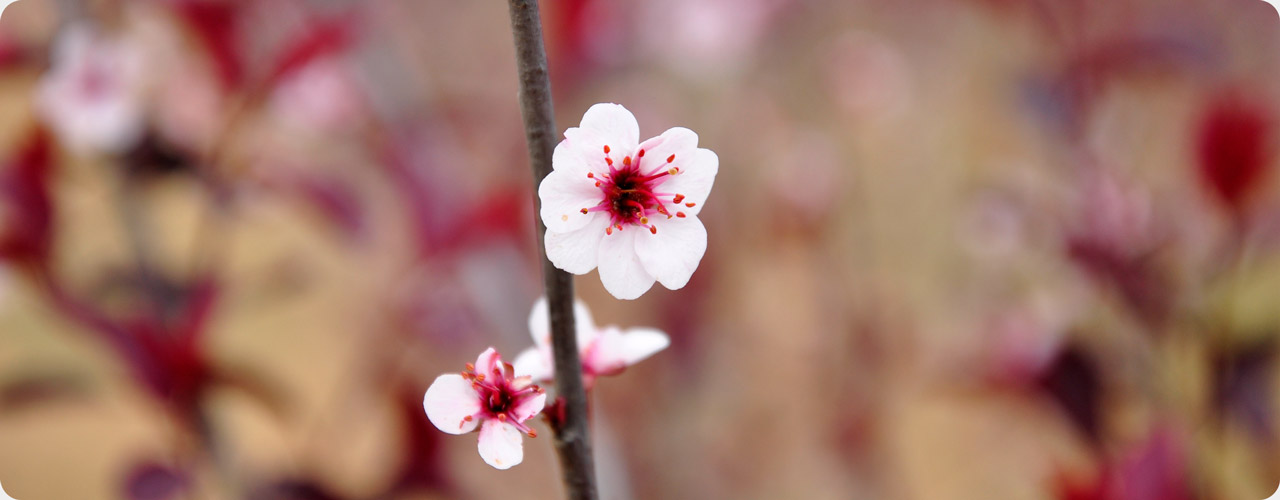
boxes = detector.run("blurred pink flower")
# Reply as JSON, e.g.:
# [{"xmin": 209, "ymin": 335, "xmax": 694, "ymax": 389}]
[
  {"xmin": 540, "ymin": 103, "xmax": 718, "ymax": 299},
  {"xmin": 268, "ymin": 57, "xmax": 364, "ymax": 132},
  {"xmin": 35, "ymin": 23, "xmax": 147, "ymax": 155},
  {"xmin": 423, "ymin": 347, "xmax": 546, "ymax": 470},
  {"xmin": 513, "ymin": 297, "xmax": 669, "ymax": 388}
]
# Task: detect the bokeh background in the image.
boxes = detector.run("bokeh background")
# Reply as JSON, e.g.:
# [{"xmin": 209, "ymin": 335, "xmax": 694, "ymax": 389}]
[{"xmin": 1, "ymin": 0, "xmax": 1279, "ymax": 498}]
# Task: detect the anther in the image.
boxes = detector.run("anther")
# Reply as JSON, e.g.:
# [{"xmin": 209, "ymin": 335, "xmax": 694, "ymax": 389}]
[
  {"xmin": 587, "ymin": 172, "xmax": 594, "ymax": 178},
  {"xmin": 603, "ymin": 145, "xmax": 610, "ymax": 154},
  {"xmin": 595, "ymin": 181, "xmax": 602, "ymax": 187},
  {"xmin": 650, "ymin": 226, "xmax": 658, "ymax": 234},
  {"xmin": 498, "ymin": 413, "xmax": 507, "ymax": 422},
  {"xmin": 638, "ymin": 149, "xmax": 645, "ymax": 157},
  {"xmin": 676, "ymin": 212, "xmax": 686, "ymax": 218},
  {"xmin": 465, "ymin": 363, "xmax": 475, "ymax": 372},
  {"xmin": 463, "ymin": 415, "xmax": 474, "ymax": 422},
  {"xmin": 606, "ymin": 226, "xmax": 613, "ymax": 235},
  {"xmin": 475, "ymin": 374, "xmax": 485, "ymax": 382},
  {"xmin": 606, "ymin": 157, "xmax": 613, "ymax": 166},
  {"xmin": 668, "ymin": 167, "xmax": 679, "ymax": 175},
  {"xmin": 673, "ymin": 194, "xmax": 685, "ymax": 203},
  {"xmin": 580, "ymin": 208, "xmax": 589, "ymax": 214},
  {"xmin": 667, "ymin": 154, "xmax": 675, "ymax": 163},
  {"xmin": 561, "ymin": 215, "xmax": 569, "ymax": 221},
  {"xmin": 640, "ymin": 216, "xmax": 649, "ymax": 224},
  {"xmin": 623, "ymin": 156, "xmax": 632, "ymax": 166},
  {"xmin": 527, "ymin": 429, "xmax": 538, "ymax": 438},
  {"xmin": 686, "ymin": 202, "xmax": 696, "ymax": 207}
]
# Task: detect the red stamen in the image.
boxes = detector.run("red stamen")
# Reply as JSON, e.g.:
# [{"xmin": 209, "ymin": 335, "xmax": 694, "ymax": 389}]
[
  {"xmin": 673, "ymin": 194, "xmax": 685, "ymax": 203},
  {"xmin": 686, "ymin": 202, "xmax": 696, "ymax": 207},
  {"xmin": 587, "ymin": 172, "xmax": 594, "ymax": 178},
  {"xmin": 623, "ymin": 156, "xmax": 632, "ymax": 166},
  {"xmin": 606, "ymin": 157, "xmax": 613, "ymax": 165},
  {"xmin": 667, "ymin": 154, "xmax": 675, "ymax": 163},
  {"xmin": 676, "ymin": 212, "xmax": 686, "ymax": 218},
  {"xmin": 606, "ymin": 226, "xmax": 613, "ymax": 235},
  {"xmin": 650, "ymin": 226, "xmax": 657, "ymax": 234},
  {"xmin": 580, "ymin": 208, "xmax": 589, "ymax": 214},
  {"xmin": 638, "ymin": 149, "xmax": 645, "ymax": 157}
]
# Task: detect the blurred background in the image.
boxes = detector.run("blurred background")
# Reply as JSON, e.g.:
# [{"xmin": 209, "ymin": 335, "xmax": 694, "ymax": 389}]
[{"xmin": 0, "ymin": 0, "xmax": 1279, "ymax": 498}]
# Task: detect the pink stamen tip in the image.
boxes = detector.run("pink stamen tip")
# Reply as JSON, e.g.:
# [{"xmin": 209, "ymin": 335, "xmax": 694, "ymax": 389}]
[
  {"xmin": 667, "ymin": 154, "xmax": 676, "ymax": 163},
  {"xmin": 676, "ymin": 212, "xmax": 686, "ymax": 218},
  {"xmin": 603, "ymin": 145, "xmax": 610, "ymax": 154},
  {"xmin": 638, "ymin": 149, "xmax": 645, "ymax": 157},
  {"xmin": 623, "ymin": 156, "xmax": 632, "ymax": 166}
]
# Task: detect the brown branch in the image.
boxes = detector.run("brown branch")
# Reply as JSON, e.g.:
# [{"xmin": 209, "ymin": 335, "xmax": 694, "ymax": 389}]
[{"xmin": 504, "ymin": 1, "xmax": 598, "ymax": 499}]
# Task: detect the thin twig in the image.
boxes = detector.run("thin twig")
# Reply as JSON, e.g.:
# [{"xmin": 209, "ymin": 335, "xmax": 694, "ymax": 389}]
[{"xmin": 504, "ymin": 1, "xmax": 598, "ymax": 499}]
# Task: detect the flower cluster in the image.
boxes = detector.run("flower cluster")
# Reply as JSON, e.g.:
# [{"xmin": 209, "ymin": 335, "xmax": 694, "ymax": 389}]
[{"xmin": 424, "ymin": 104, "xmax": 702, "ymax": 470}]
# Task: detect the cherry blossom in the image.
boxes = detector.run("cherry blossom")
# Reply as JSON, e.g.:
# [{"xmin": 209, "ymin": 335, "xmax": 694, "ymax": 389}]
[
  {"xmin": 423, "ymin": 347, "xmax": 546, "ymax": 470},
  {"xmin": 540, "ymin": 103, "xmax": 718, "ymax": 299},
  {"xmin": 513, "ymin": 297, "xmax": 670, "ymax": 388},
  {"xmin": 35, "ymin": 23, "xmax": 147, "ymax": 155}
]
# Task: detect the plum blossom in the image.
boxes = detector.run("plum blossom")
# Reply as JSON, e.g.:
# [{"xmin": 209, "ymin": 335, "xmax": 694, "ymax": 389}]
[
  {"xmin": 35, "ymin": 23, "xmax": 147, "ymax": 155},
  {"xmin": 423, "ymin": 347, "xmax": 546, "ymax": 470},
  {"xmin": 513, "ymin": 297, "xmax": 669, "ymax": 387},
  {"xmin": 540, "ymin": 103, "xmax": 718, "ymax": 299}
]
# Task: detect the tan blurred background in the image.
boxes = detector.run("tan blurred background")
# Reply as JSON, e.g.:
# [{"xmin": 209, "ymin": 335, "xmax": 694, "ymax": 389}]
[{"xmin": 1, "ymin": 0, "xmax": 1280, "ymax": 499}]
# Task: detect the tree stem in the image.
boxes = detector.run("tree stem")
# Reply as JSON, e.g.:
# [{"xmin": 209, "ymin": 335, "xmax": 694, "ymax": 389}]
[{"xmin": 504, "ymin": 1, "xmax": 598, "ymax": 499}]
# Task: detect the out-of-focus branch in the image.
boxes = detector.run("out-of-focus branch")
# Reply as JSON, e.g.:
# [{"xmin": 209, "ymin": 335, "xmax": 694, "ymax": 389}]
[{"xmin": 504, "ymin": 1, "xmax": 597, "ymax": 499}]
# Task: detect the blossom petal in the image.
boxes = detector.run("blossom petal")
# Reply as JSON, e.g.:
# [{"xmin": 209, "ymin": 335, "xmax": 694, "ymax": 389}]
[
  {"xmin": 577, "ymin": 103, "xmax": 639, "ymax": 152},
  {"xmin": 539, "ymin": 169, "xmax": 603, "ymax": 233},
  {"xmin": 512, "ymin": 390, "xmax": 547, "ymax": 423},
  {"xmin": 423, "ymin": 374, "xmax": 481, "ymax": 435},
  {"xmin": 527, "ymin": 297, "xmax": 599, "ymax": 349},
  {"xmin": 475, "ymin": 347, "xmax": 502, "ymax": 378},
  {"xmin": 657, "ymin": 148, "xmax": 718, "ymax": 216},
  {"xmin": 477, "ymin": 420, "xmax": 525, "ymax": 470},
  {"xmin": 589, "ymin": 326, "xmax": 670, "ymax": 374},
  {"xmin": 512, "ymin": 346, "xmax": 552, "ymax": 382},
  {"xmin": 635, "ymin": 215, "xmax": 708, "ymax": 290},
  {"xmin": 638, "ymin": 127, "xmax": 699, "ymax": 175},
  {"xmin": 546, "ymin": 216, "xmax": 609, "ymax": 274},
  {"xmin": 597, "ymin": 229, "xmax": 656, "ymax": 300}
]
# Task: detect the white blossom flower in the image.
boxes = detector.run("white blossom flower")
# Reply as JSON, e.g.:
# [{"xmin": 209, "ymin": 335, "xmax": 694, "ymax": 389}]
[
  {"xmin": 513, "ymin": 297, "xmax": 670, "ymax": 388},
  {"xmin": 540, "ymin": 103, "xmax": 718, "ymax": 299},
  {"xmin": 35, "ymin": 23, "xmax": 147, "ymax": 155},
  {"xmin": 423, "ymin": 347, "xmax": 546, "ymax": 470}
]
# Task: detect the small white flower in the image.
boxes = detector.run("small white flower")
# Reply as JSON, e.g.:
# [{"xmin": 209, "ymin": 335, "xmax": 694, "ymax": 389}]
[
  {"xmin": 423, "ymin": 347, "xmax": 546, "ymax": 470},
  {"xmin": 513, "ymin": 297, "xmax": 670, "ymax": 387},
  {"xmin": 540, "ymin": 103, "xmax": 718, "ymax": 299},
  {"xmin": 35, "ymin": 23, "xmax": 147, "ymax": 155}
]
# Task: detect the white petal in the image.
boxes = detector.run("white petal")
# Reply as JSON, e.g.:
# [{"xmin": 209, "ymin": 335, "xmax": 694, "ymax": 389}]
[
  {"xmin": 596, "ymin": 228, "xmax": 656, "ymax": 300},
  {"xmin": 511, "ymin": 391, "xmax": 547, "ymax": 422},
  {"xmin": 637, "ymin": 127, "xmax": 698, "ymax": 175},
  {"xmin": 423, "ymin": 374, "xmax": 481, "ymax": 435},
  {"xmin": 512, "ymin": 346, "xmax": 553, "ymax": 382},
  {"xmin": 634, "ymin": 215, "xmax": 707, "ymax": 290},
  {"xmin": 589, "ymin": 326, "xmax": 670, "ymax": 374},
  {"xmin": 477, "ymin": 420, "xmax": 525, "ymax": 470},
  {"xmin": 578, "ymin": 103, "xmax": 639, "ymax": 152},
  {"xmin": 526, "ymin": 297, "xmax": 552, "ymax": 345},
  {"xmin": 546, "ymin": 216, "xmax": 609, "ymax": 274},
  {"xmin": 656, "ymin": 148, "xmax": 718, "ymax": 216},
  {"xmin": 475, "ymin": 347, "xmax": 502, "ymax": 377},
  {"xmin": 539, "ymin": 169, "xmax": 603, "ymax": 233}
]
